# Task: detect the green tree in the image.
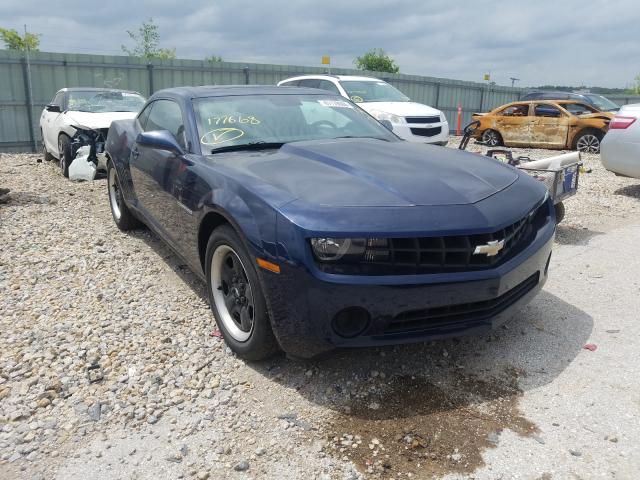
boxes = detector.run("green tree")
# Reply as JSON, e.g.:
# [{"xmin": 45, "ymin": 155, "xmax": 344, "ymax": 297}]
[
  {"xmin": 205, "ymin": 54, "xmax": 223, "ymax": 64},
  {"xmin": 121, "ymin": 18, "xmax": 176, "ymax": 59},
  {"xmin": 0, "ymin": 27, "xmax": 40, "ymax": 51},
  {"xmin": 354, "ymin": 48, "xmax": 399, "ymax": 73}
]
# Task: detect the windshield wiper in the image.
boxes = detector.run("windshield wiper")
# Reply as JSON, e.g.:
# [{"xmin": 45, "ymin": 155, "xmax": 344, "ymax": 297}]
[{"xmin": 210, "ymin": 141, "xmax": 285, "ymax": 154}]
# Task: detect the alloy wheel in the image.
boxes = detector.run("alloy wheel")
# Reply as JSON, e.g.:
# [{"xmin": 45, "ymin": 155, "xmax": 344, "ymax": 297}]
[
  {"xmin": 576, "ymin": 134, "xmax": 600, "ymax": 153},
  {"xmin": 211, "ymin": 245, "xmax": 255, "ymax": 342},
  {"xmin": 482, "ymin": 130, "xmax": 500, "ymax": 146},
  {"xmin": 108, "ymin": 167, "xmax": 122, "ymax": 220},
  {"xmin": 58, "ymin": 138, "xmax": 66, "ymax": 174}
]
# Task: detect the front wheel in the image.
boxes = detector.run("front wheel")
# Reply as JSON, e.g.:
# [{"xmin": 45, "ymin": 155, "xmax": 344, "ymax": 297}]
[
  {"xmin": 58, "ymin": 134, "xmax": 73, "ymax": 178},
  {"xmin": 107, "ymin": 160, "xmax": 141, "ymax": 231},
  {"xmin": 574, "ymin": 130, "xmax": 602, "ymax": 154},
  {"xmin": 482, "ymin": 129, "xmax": 502, "ymax": 147},
  {"xmin": 205, "ymin": 225, "xmax": 279, "ymax": 360},
  {"xmin": 554, "ymin": 202, "xmax": 566, "ymax": 224}
]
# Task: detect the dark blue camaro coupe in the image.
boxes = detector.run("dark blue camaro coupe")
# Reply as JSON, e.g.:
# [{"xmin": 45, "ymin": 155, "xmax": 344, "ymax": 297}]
[{"xmin": 105, "ymin": 86, "xmax": 554, "ymax": 359}]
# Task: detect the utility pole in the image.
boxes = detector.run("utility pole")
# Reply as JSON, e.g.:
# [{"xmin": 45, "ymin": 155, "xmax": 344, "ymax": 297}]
[
  {"xmin": 510, "ymin": 77, "xmax": 520, "ymax": 88},
  {"xmin": 24, "ymin": 24, "xmax": 37, "ymax": 152}
]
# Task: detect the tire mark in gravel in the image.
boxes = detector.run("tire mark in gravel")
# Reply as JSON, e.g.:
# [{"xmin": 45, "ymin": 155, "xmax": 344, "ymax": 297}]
[{"xmin": 324, "ymin": 369, "xmax": 537, "ymax": 478}]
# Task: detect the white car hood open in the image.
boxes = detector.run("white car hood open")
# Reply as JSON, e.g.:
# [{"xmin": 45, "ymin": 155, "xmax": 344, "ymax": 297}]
[
  {"xmin": 65, "ymin": 111, "xmax": 138, "ymax": 130},
  {"xmin": 358, "ymin": 101, "xmax": 442, "ymax": 118}
]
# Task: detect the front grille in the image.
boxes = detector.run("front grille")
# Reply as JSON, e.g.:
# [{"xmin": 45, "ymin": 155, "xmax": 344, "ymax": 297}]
[
  {"xmin": 314, "ymin": 201, "xmax": 549, "ymax": 275},
  {"xmin": 410, "ymin": 126, "xmax": 442, "ymax": 137},
  {"xmin": 405, "ymin": 116, "xmax": 440, "ymax": 124},
  {"xmin": 385, "ymin": 272, "xmax": 539, "ymax": 333}
]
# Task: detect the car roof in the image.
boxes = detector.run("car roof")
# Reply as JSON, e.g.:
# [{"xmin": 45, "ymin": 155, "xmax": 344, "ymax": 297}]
[
  {"xmin": 152, "ymin": 85, "xmax": 335, "ymax": 99},
  {"xmin": 280, "ymin": 74, "xmax": 383, "ymax": 82},
  {"xmin": 495, "ymin": 99, "xmax": 590, "ymax": 110},
  {"xmin": 57, "ymin": 87, "xmax": 142, "ymax": 94}
]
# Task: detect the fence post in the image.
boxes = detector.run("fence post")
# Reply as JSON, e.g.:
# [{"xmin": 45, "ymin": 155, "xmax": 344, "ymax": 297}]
[
  {"xmin": 147, "ymin": 63, "xmax": 154, "ymax": 95},
  {"xmin": 434, "ymin": 83, "xmax": 440, "ymax": 109},
  {"xmin": 243, "ymin": 66, "xmax": 250, "ymax": 85},
  {"xmin": 479, "ymin": 87, "xmax": 485, "ymax": 113},
  {"xmin": 21, "ymin": 57, "xmax": 37, "ymax": 152}
]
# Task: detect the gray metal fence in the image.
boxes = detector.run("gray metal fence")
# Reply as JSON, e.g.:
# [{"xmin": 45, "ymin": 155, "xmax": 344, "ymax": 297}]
[{"xmin": 0, "ymin": 49, "xmax": 527, "ymax": 152}]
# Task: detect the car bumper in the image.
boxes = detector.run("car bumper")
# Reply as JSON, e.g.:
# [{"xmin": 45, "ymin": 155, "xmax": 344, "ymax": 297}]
[
  {"xmin": 391, "ymin": 121, "xmax": 450, "ymax": 145},
  {"xmin": 261, "ymin": 218, "xmax": 555, "ymax": 358},
  {"xmin": 601, "ymin": 132, "xmax": 640, "ymax": 178}
]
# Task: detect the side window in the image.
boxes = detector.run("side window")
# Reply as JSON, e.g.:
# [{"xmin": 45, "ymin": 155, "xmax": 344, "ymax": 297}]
[
  {"xmin": 317, "ymin": 80, "xmax": 341, "ymax": 95},
  {"xmin": 137, "ymin": 103, "xmax": 153, "ymax": 129},
  {"xmin": 144, "ymin": 99, "xmax": 187, "ymax": 148},
  {"xmin": 298, "ymin": 79, "xmax": 320, "ymax": 89},
  {"xmin": 280, "ymin": 80, "xmax": 299, "ymax": 87},
  {"xmin": 563, "ymin": 103, "xmax": 595, "ymax": 115},
  {"xmin": 499, "ymin": 104, "xmax": 529, "ymax": 117},
  {"xmin": 534, "ymin": 104, "xmax": 563, "ymax": 118}
]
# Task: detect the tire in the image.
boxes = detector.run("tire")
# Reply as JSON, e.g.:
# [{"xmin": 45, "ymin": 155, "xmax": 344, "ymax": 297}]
[
  {"xmin": 482, "ymin": 129, "xmax": 502, "ymax": 147},
  {"xmin": 107, "ymin": 160, "xmax": 141, "ymax": 231},
  {"xmin": 205, "ymin": 225, "xmax": 279, "ymax": 360},
  {"xmin": 554, "ymin": 202, "xmax": 566, "ymax": 224},
  {"xmin": 574, "ymin": 129, "xmax": 602, "ymax": 154},
  {"xmin": 58, "ymin": 134, "xmax": 72, "ymax": 178},
  {"xmin": 42, "ymin": 134, "xmax": 54, "ymax": 161}
]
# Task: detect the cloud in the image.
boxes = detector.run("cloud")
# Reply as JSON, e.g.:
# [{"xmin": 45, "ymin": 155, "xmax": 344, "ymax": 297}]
[{"xmin": 0, "ymin": 0, "xmax": 637, "ymax": 87}]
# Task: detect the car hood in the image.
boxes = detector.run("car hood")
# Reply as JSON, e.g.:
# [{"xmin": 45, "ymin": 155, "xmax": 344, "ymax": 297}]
[
  {"xmin": 214, "ymin": 138, "xmax": 518, "ymax": 208},
  {"xmin": 358, "ymin": 101, "xmax": 442, "ymax": 118},
  {"xmin": 577, "ymin": 112, "xmax": 615, "ymax": 120},
  {"xmin": 65, "ymin": 111, "xmax": 138, "ymax": 130}
]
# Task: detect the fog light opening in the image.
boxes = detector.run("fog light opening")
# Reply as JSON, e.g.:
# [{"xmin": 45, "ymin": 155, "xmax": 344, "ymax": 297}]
[{"xmin": 332, "ymin": 307, "xmax": 371, "ymax": 338}]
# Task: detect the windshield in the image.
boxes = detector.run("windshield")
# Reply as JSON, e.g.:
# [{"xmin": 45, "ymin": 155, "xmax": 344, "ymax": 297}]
[
  {"xmin": 67, "ymin": 91, "xmax": 146, "ymax": 113},
  {"xmin": 194, "ymin": 94, "xmax": 397, "ymax": 152},
  {"xmin": 339, "ymin": 80, "xmax": 409, "ymax": 103},
  {"xmin": 584, "ymin": 94, "xmax": 619, "ymax": 111}
]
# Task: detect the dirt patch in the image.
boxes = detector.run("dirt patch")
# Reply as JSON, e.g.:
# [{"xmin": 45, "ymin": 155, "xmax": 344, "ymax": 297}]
[{"xmin": 325, "ymin": 370, "xmax": 537, "ymax": 478}]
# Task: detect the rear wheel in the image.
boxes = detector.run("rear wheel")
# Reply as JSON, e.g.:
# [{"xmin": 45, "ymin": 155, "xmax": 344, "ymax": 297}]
[
  {"xmin": 574, "ymin": 130, "xmax": 602, "ymax": 154},
  {"xmin": 205, "ymin": 225, "xmax": 279, "ymax": 360},
  {"xmin": 58, "ymin": 134, "xmax": 72, "ymax": 178},
  {"xmin": 107, "ymin": 160, "xmax": 141, "ymax": 231},
  {"xmin": 482, "ymin": 129, "xmax": 502, "ymax": 147}
]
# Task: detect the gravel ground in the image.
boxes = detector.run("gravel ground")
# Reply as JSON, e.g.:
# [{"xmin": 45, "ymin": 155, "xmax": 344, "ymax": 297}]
[{"xmin": 1, "ymin": 140, "xmax": 639, "ymax": 480}]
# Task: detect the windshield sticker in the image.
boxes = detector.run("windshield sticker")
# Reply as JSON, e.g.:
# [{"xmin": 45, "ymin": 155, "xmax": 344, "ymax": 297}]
[
  {"xmin": 201, "ymin": 127, "xmax": 245, "ymax": 145},
  {"xmin": 318, "ymin": 99, "xmax": 353, "ymax": 109},
  {"xmin": 207, "ymin": 115, "xmax": 261, "ymax": 126},
  {"xmin": 350, "ymin": 95, "xmax": 364, "ymax": 103}
]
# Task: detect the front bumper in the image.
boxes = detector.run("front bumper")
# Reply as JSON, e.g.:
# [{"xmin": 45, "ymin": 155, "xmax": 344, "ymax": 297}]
[
  {"xmin": 261, "ymin": 217, "xmax": 555, "ymax": 358},
  {"xmin": 392, "ymin": 121, "xmax": 450, "ymax": 145}
]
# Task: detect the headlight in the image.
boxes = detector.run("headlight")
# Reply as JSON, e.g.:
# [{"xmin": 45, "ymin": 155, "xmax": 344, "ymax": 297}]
[
  {"xmin": 368, "ymin": 109, "xmax": 404, "ymax": 124},
  {"xmin": 439, "ymin": 112, "xmax": 447, "ymax": 123},
  {"xmin": 310, "ymin": 238, "xmax": 390, "ymax": 262},
  {"xmin": 310, "ymin": 238, "xmax": 365, "ymax": 261}
]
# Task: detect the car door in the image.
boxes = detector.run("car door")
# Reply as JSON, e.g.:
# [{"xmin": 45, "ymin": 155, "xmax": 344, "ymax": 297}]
[
  {"xmin": 492, "ymin": 103, "xmax": 534, "ymax": 146},
  {"xmin": 530, "ymin": 103, "xmax": 570, "ymax": 148},
  {"xmin": 41, "ymin": 91, "xmax": 64, "ymax": 152},
  {"xmin": 130, "ymin": 99, "xmax": 190, "ymax": 241}
]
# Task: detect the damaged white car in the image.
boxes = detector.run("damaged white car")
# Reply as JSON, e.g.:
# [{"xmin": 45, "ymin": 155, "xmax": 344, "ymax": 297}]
[{"xmin": 40, "ymin": 88, "xmax": 146, "ymax": 178}]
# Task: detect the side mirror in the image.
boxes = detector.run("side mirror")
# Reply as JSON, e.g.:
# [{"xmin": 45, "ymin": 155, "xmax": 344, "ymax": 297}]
[
  {"xmin": 45, "ymin": 104, "xmax": 61, "ymax": 113},
  {"xmin": 380, "ymin": 119, "xmax": 393, "ymax": 131},
  {"xmin": 136, "ymin": 130, "xmax": 184, "ymax": 155}
]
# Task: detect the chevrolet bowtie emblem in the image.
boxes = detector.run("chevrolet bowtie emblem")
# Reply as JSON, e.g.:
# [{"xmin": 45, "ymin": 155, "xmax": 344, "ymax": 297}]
[{"xmin": 473, "ymin": 239, "xmax": 505, "ymax": 257}]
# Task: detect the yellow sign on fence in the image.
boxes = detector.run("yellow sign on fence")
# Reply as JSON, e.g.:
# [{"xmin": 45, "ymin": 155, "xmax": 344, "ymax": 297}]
[
  {"xmin": 321, "ymin": 55, "xmax": 331, "ymax": 65},
  {"xmin": 483, "ymin": 73, "xmax": 490, "ymax": 81}
]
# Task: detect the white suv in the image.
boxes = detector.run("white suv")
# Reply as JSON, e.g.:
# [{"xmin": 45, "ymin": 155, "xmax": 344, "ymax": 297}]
[{"xmin": 278, "ymin": 75, "xmax": 449, "ymax": 145}]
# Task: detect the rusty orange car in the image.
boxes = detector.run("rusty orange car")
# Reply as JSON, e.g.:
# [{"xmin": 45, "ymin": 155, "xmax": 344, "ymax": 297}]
[{"xmin": 472, "ymin": 100, "xmax": 614, "ymax": 153}]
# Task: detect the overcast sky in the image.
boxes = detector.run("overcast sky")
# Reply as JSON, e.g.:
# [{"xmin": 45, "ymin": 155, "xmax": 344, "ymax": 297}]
[{"xmin": 1, "ymin": 0, "xmax": 637, "ymax": 88}]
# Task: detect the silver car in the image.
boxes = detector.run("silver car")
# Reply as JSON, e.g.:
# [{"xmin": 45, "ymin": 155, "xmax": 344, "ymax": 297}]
[{"xmin": 601, "ymin": 104, "xmax": 640, "ymax": 178}]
